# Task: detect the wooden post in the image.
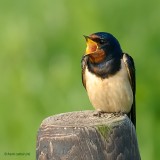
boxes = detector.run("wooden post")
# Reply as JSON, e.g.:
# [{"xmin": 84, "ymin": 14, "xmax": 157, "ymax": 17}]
[{"xmin": 36, "ymin": 111, "xmax": 141, "ymax": 160}]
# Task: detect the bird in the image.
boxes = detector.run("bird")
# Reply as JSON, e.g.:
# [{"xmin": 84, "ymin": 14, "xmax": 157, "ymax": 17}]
[{"xmin": 81, "ymin": 32, "xmax": 136, "ymax": 128}]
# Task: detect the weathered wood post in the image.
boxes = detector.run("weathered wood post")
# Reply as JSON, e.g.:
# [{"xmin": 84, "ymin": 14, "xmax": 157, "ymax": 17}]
[{"xmin": 36, "ymin": 111, "xmax": 141, "ymax": 160}]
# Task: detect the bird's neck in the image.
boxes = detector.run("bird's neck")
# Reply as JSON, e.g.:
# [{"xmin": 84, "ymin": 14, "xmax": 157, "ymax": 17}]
[
  {"xmin": 88, "ymin": 49, "xmax": 106, "ymax": 63},
  {"xmin": 87, "ymin": 56, "xmax": 122, "ymax": 78}
]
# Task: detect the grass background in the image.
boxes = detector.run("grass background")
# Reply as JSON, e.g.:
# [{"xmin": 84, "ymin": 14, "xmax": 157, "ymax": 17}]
[{"xmin": 0, "ymin": 0, "xmax": 160, "ymax": 159}]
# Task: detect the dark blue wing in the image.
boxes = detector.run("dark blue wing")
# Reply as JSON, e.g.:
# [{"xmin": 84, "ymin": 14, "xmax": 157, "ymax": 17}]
[
  {"xmin": 81, "ymin": 55, "xmax": 88, "ymax": 89},
  {"xmin": 123, "ymin": 53, "xmax": 136, "ymax": 128}
]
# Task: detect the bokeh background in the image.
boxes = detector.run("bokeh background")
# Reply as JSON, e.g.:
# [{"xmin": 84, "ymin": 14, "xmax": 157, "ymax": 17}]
[{"xmin": 0, "ymin": 0, "xmax": 160, "ymax": 159}]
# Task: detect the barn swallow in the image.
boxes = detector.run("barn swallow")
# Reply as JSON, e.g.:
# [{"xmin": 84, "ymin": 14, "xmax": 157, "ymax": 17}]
[{"xmin": 81, "ymin": 32, "xmax": 136, "ymax": 128}]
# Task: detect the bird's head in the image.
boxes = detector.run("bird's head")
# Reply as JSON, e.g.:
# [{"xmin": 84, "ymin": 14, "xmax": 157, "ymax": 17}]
[{"xmin": 84, "ymin": 32, "xmax": 122, "ymax": 63}]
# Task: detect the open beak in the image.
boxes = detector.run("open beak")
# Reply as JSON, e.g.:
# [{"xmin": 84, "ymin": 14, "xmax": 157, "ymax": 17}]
[{"xmin": 84, "ymin": 35, "xmax": 98, "ymax": 54}]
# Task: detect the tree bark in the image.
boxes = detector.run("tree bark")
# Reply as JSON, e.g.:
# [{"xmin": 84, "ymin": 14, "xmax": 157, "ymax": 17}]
[{"xmin": 36, "ymin": 111, "xmax": 141, "ymax": 160}]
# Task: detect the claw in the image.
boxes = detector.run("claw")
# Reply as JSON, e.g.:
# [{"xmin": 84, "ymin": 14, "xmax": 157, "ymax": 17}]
[{"xmin": 93, "ymin": 110, "xmax": 106, "ymax": 117}]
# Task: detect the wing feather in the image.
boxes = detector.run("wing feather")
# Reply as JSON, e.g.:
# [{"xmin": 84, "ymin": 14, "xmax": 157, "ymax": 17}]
[
  {"xmin": 81, "ymin": 55, "xmax": 88, "ymax": 89},
  {"xmin": 123, "ymin": 53, "xmax": 136, "ymax": 128}
]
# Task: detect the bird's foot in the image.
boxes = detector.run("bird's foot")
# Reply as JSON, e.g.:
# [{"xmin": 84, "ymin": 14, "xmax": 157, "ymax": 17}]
[
  {"xmin": 111, "ymin": 112, "xmax": 125, "ymax": 117},
  {"xmin": 93, "ymin": 110, "xmax": 106, "ymax": 117},
  {"xmin": 93, "ymin": 110, "xmax": 125, "ymax": 118}
]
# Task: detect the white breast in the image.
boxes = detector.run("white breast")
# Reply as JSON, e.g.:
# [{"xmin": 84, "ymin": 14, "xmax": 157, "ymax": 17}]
[{"xmin": 85, "ymin": 60, "xmax": 133, "ymax": 113}]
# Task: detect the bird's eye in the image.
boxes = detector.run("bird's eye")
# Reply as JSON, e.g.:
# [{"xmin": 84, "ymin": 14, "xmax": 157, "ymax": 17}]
[{"xmin": 99, "ymin": 38, "xmax": 106, "ymax": 44}]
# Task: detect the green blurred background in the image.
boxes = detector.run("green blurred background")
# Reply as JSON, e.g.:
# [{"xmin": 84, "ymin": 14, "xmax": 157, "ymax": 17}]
[{"xmin": 0, "ymin": 0, "xmax": 160, "ymax": 159}]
